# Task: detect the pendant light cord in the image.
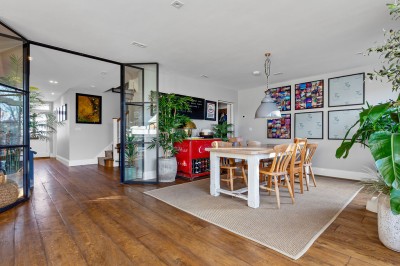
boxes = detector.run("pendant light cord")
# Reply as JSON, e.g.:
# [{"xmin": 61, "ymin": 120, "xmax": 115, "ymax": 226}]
[{"xmin": 264, "ymin": 52, "xmax": 271, "ymax": 95}]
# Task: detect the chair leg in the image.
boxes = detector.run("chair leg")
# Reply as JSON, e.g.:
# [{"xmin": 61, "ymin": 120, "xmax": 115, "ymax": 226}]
[
  {"xmin": 229, "ymin": 168, "xmax": 234, "ymax": 191},
  {"xmin": 274, "ymin": 175, "xmax": 280, "ymax": 209},
  {"xmin": 268, "ymin": 175, "xmax": 272, "ymax": 196},
  {"xmin": 310, "ymin": 166, "xmax": 317, "ymax": 187},
  {"xmin": 289, "ymin": 171, "xmax": 295, "ymax": 197},
  {"xmin": 304, "ymin": 166, "xmax": 310, "ymax": 191},
  {"xmin": 241, "ymin": 166, "xmax": 247, "ymax": 185},
  {"xmin": 299, "ymin": 171, "xmax": 304, "ymax": 194},
  {"xmin": 285, "ymin": 174, "xmax": 295, "ymax": 204}
]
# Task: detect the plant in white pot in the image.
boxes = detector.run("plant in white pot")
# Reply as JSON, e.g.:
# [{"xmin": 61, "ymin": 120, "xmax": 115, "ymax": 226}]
[
  {"xmin": 336, "ymin": 3, "xmax": 400, "ymax": 252},
  {"xmin": 149, "ymin": 93, "xmax": 192, "ymax": 182}
]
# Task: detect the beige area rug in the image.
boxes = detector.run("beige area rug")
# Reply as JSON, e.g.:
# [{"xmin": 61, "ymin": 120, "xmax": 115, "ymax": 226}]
[{"xmin": 144, "ymin": 176, "xmax": 361, "ymax": 260}]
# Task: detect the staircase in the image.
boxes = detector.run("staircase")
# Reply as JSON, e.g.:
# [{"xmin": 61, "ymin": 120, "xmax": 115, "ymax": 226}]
[{"xmin": 98, "ymin": 150, "xmax": 114, "ymax": 168}]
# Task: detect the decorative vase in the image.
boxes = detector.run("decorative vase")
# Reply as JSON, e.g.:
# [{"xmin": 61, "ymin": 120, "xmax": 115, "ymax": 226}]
[
  {"xmin": 378, "ymin": 195, "xmax": 400, "ymax": 252},
  {"xmin": 158, "ymin": 157, "xmax": 177, "ymax": 182}
]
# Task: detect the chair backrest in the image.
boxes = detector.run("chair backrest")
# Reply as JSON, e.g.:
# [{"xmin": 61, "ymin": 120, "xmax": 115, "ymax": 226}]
[
  {"xmin": 270, "ymin": 143, "xmax": 296, "ymax": 173},
  {"xmin": 212, "ymin": 141, "xmax": 233, "ymax": 148},
  {"xmin": 304, "ymin": 143, "xmax": 318, "ymax": 165},
  {"xmin": 247, "ymin": 140, "xmax": 261, "ymax": 147},
  {"xmin": 228, "ymin": 137, "xmax": 243, "ymax": 147},
  {"xmin": 292, "ymin": 138, "xmax": 307, "ymax": 167}
]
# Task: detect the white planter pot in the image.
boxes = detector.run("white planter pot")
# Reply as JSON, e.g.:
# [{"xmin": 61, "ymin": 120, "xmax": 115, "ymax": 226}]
[
  {"xmin": 158, "ymin": 157, "xmax": 177, "ymax": 182},
  {"xmin": 378, "ymin": 195, "xmax": 400, "ymax": 252}
]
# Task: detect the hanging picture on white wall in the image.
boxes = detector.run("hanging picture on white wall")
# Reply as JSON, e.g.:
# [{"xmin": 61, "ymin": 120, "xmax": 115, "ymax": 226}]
[
  {"xmin": 267, "ymin": 114, "xmax": 291, "ymax": 139},
  {"xmin": 328, "ymin": 73, "xmax": 365, "ymax": 107},
  {"xmin": 295, "ymin": 111, "xmax": 323, "ymax": 139},
  {"xmin": 328, "ymin": 109, "xmax": 361, "ymax": 140}
]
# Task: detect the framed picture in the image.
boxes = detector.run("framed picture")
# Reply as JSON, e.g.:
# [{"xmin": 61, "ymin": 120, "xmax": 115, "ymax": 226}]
[
  {"xmin": 76, "ymin": 93, "xmax": 102, "ymax": 124},
  {"xmin": 294, "ymin": 111, "xmax": 323, "ymax": 139},
  {"xmin": 267, "ymin": 114, "xmax": 291, "ymax": 139},
  {"xmin": 205, "ymin": 100, "xmax": 216, "ymax": 121},
  {"xmin": 295, "ymin": 80, "xmax": 324, "ymax": 110},
  {"xmin": 269, "ymin": 85, "xmax": 291, "ymax": 111},
  {"xmin": 64, "ymin": 104, "xmax": 68, "ymax": 121},
  {"xmin": 328, "ymin": 73, "xmax": 365, "ymax": 107},
  {"xmin": 328, "ymin": 109, "xmax": 361, "ymax": 140}
]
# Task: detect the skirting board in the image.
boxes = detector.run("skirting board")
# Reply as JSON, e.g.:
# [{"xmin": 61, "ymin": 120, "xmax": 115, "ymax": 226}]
[
  {"xmin": 313, "ymin": 167, "xmax": 367, "ymax": 180},
  {"xmin": 56, "ymin": 155, "xmax": 97, "ymax": 167}
]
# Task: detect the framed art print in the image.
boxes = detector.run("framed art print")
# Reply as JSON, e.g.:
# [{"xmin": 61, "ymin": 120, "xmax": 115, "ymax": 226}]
[
  {"xmin": 294, "ymin": 111, "xmax": 323, "ymax": 139},
  {"xmin": 269, "ymin": 85, "xmax": 291, "ymax": 111},
  {"xmin": 205, "ymin": 100, "xmax": 216, "ymax": 121},
  {"xmin": 267, "ymin": 114, "xmax": 291, "ymax": 139},
  {"xmin": 328, "ymin": 109, "xmax": 361, "ymax": 140},
  {"xmin": 295, "ymin": 80, "xmax": 324, "ymax": 110},
  {"xmin": 328, "ymin": 73, "xmax": 365, "ymax": 107},
  {"xmin": 64, "ymin": 104, "xmax": 68, "ymax": 121},
  {"xmin": 76, "ymin": 93, "xmax": 102, "ymax": 124}
]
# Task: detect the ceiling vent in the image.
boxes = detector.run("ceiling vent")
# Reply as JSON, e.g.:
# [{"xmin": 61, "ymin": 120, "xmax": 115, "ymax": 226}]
[
  {"xmin": 131, "ymin": 41, "xmax": 147, "ymax": 48},
  {"xmin": 171, "ymin": 0, "xmax": 184, "ymax": 9}
]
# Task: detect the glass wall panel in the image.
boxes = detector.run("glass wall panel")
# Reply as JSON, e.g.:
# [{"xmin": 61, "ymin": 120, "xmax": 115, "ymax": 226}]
[
  {"xmin": 0, "ymin": 24, "xmax": 20, "ymax": 38},
  {"xmin": 130, "ymin": 64, "xmax": 158, "ymax": 103},
  {"xmin": 124, "ymin": 142, "xmax": 157, "ymax": 182},
  {"xmin": 0, "ymin": 36, "xmax": 24, "ymax": 90},
  {"xmin": 126, "ymin": 103, "xmax": 157, "ymax": 142},
  {"xmin": 0, "ymin": 85, "xmax": 24, "ymax": 145},
  {"xmin": 0, "ymin": 147, "xmax": 24, "ymax": 208}
]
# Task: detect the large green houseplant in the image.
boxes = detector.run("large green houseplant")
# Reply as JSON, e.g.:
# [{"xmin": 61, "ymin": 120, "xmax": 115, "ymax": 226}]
[
  {"xmin": 336, "ymin": 2, "xmax": 400, "ymax": 251},
  {"xmin": 149, "ymin": 93, "xmax": 192, "ymax": 181}
]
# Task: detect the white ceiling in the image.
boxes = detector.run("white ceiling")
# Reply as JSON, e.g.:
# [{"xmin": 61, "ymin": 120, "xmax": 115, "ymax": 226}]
[{"xmin": 1, "ymin": 0, "xmax": 398, "ymax": 92}]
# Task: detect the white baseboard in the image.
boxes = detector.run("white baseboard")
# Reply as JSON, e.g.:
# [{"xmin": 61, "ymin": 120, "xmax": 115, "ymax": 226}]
[
  {"xmin": 313, "ymin": 167, "xmax": 367, "ymax": 180},
  {"xmin": 56, "ymin": 155, "xmax": 69, "ymax": 166},
  {"xmin": 55, "ymin": 155, "xmax": 97, "ymax": 167}
]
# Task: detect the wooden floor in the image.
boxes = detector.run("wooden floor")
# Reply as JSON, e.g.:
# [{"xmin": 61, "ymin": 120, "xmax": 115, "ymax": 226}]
[{"xmin": 0, "ymin": 159, "xmax": 399, "ymax": 266}]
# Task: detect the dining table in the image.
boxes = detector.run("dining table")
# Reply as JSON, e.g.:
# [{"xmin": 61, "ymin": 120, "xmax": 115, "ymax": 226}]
[{"xmin": 205, "ymin": 145, "xmax": 275, "ymax": 208}]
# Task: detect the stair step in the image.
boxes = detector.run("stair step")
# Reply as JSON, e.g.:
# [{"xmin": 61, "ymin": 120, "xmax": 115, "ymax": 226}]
[
  {"xmin": 98, "ymin": 156, "xmax": 112, "ymax": 166},
  {"xmin": 105, "ymin": 150, "xmax": 113, "ymax": 158}
]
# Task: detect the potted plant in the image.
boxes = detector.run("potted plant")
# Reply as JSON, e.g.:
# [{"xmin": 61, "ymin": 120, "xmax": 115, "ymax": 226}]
[
  {"xmin": 149, "ymin": 93, "xmax": 192, "ymax": 182},
  {"xmin": 125, "ymin": 134, "xmax": 139, "ymax": 178},
  {"xmin": 336, "ymin": 3, "xmax": 400, "ymax": 252},
  {"xmin": 212, "ymin": 121, "xmax": 234, "ymax": 141}
]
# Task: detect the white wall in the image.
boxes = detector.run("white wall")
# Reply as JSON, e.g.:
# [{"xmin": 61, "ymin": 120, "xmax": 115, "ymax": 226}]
[
  {"xmin": 54, "ymin": 88, "xmax": 120, "ymax": 166},
  {"xmin": 160, "ymin": 70, "xmax": 239, "ymax": 135},
  {"xmin": 238, "ymin": 65, "xmax": 397, "ymax": 180}
]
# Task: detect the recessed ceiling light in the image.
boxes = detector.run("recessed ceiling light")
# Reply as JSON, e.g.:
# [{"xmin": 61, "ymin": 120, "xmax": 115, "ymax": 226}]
[
  {"xmin": 28, "ymin": 56, "xmax": 33, "ymax": 61},
  {"xmin": 200, "ymin": 75, "xmax": 209, "ymax": 78},
  {"xmin": 49, "ymin": 80, "xmax": 58, "ymax": 84},
  {"xmin": 252, "ymin": 71, "xmax": 261, "ymax": 76},
  {"xmin": 91, "ymin": 85, "xmax": 96, "ymax": 88},
  {"xmin": 131, "ymin": 41, "xmax": 147, "ymax": 48},
  {"xmin": 273, "ymin": 72, "xmax": 284, "ymax": 75},
  {"xmin": 51, "ymin": 92, "xmax": 55, "ymax": 95},
  {"xmin": 171, "ymin": 0, "xmax": 184, "ymax": 9}
]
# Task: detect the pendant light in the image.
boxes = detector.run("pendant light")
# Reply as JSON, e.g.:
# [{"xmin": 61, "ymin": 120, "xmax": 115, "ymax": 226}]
[{"xmin": 255, "ymin": 53, "xmax": 281, "ymax": 119}]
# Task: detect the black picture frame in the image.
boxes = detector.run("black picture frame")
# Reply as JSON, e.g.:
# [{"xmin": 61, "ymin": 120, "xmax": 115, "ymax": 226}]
[
  {"xmin": 294, "ymin": 111, "xmax": 324, "ymax": 139},
  {"xmin": 64, "ymin": 104, "xmax": 68, "ymax": 121},
  {"xmin": 76, "ymin": 93, "xmax": 102, "ymax": 124},
  {"xmin": 295, "ymin": 79, "xmax": 324, "ymax": 110},
  {"xmin": 269, "ymin": 85, "xmax": 291, "ymax": 111},
  {"xmin": 267, "ymin": 114, "xmax": 291, "ymax": 139},
  {"xmin": 328, "ymin": 73, "xmax": 365, "ymax": 107},
  {"xmin": 205, "ymin": 100, "xmax": 216, "ymax": 121},
  {"xmin": 328, "ymin": 108, "xmax": 362, "ymax": 140}
]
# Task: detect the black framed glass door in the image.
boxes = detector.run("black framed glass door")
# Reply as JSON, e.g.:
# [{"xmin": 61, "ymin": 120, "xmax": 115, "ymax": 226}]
[
  {"xmin": 121, "ymin": 64, "xmax": 159, "ymax": 183},
  {"xmin": 0, "ymin": 22, "xmax": 30, "ymax": 211}
]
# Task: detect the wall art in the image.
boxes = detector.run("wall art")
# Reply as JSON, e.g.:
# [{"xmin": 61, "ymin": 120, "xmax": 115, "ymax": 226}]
[
  {"xmin": 295, "ymin": 80, "xmax": 324, "ymax": 110},
  {"xmin": 328, "ymin": 73, "xmax": 365, "ymax": 107},
  {"xmin": 76, "ymin": 93, "xmax": 102, "ymax": 124},
  {"xmin": 267, "ymin": 114, "xmax": 291, "ymax": 139},
  {"xmin": 269, "ymin": 85, "xmax": 291, "ymax": 111},
  {"xmin": 328, "ymin": 109, "xmax": 361, "ymax": 140},
  {"xmin": 294, "ymin": 111, "xmax": 323, "ymax": 139},
  {"xmin": 205, "ymin": 100, "xmax": 216, "ymax": 121}
]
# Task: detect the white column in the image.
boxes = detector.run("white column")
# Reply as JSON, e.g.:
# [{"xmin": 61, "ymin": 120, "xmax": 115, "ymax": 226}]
[
  {"xmin": 247, "ymin": 156, "xmax": 260, "ymax": 208},
  {"xmin": 210, "ymin": 152, "xmax": 220, "ymax": 196}
]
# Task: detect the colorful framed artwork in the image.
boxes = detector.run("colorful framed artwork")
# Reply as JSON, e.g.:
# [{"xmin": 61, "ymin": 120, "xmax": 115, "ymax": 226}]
[
  {"xmin": 328, "ymin": 109, "xmax": 362, "ymax": 140},
  {"xmin": 267, "ymin": 114, "xmax": 291, "ymax": 139},
  {"xmin": 295, "ymin": 80, "xmax": 324, "ymax": 110},
  {"xmin": 294, "ymin": 111, "xmax": 323, "ymax": 139},
  {"xmin": 269, "ymin": 85, "xmax": 291, "ymax": 111},
  {"xmin": 328, "ymin": 73, "xmax": 365, "ymax": 107},
  {"xmin": 76, "ymin": 93, "xmax": 102, "ymax": 124},
  {"xmin": 205, "ymin": 100, "xmax": 216, "ymax": 121}
]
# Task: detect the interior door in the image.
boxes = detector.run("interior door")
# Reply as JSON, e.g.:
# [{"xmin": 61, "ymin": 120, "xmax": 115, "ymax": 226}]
[{"xmin": 121, "ymin": 64, "xmax": 159, "ymax": 183}]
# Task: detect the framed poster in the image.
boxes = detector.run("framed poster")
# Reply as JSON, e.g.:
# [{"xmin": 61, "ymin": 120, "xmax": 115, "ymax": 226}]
[
  {"xmin": 205, "ymin": 100, "xmax": 216, "ymax": 121},
  {"xmin": 328, "ymin": 73, "xmax": 365, "ymax": 107},
  {"xmin": 295, "ymin": 80, "xmax": 324, "ymax": 110},
  {"xmin": 328, "ymin": 109, "xmax": 361, "ymax": 140},
  {"xmin": 269, "ymin": 85, "xmax": 291, "ymax": 111},
  {"xmin": 64, "ymin": 104, "xmax": 68, "ymax": 121},
  {"xmin": 61, "ymin": 105, "xmax": 65, "ymax": 121},
  {"xmin": 76, "ymin": 93, "xmax": 102, "ymax": 124},
  {"xmin": 267, "ymin": 114, "xmax": 291, "ymax": 139},
  {"xmin": 294, "ymin": 111, "xmax": 323, "ymax": 139}
]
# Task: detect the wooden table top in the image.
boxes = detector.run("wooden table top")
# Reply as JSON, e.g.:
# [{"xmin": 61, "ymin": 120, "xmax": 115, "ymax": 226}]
[{"xmin": 205, "ymin": 145, "xmax": 275, "ymax": 155}]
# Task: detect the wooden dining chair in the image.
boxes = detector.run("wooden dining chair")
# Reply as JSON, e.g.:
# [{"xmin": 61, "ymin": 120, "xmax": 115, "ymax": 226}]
[
  {"xmin": 287, "ymin": 138, "xmax": 307, "ymax": 195},
  {"xmin": 303, "ymin": 143, "xmax": 318, "ymax": 188},
  {"xmin": 211, "ymin": 141, "xmax": 247, "ymax": 191},
  {"xmin": 259, "ymin": 143, "xmax": 296, "ymax": 208},
  {"xmin": 228, "ymin": 137, "xmax": 244, "ymax": 147},
  {"xmin": 247, "ymin": 140, "xmax": 261, "ymax": 147}
]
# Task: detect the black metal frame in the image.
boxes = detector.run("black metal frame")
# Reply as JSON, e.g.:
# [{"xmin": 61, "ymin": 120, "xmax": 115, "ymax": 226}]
[
  {"xmin": 328, "ymin": 73, "xmax": 365, "ymax": 107},
  {"xmin": 294, "ymin": 79, "xmax": 324, "ymax": 110},
  {"xmin": 75, "ymin": 93, "xmax": 102, "ymax": 124},
  {"xmin": 267, "ymin": 114, "xmax": 291, "ymax": 139},
  {"xmin": 328, "ymin": 108, "xmax": 362, "ymax": 140},
  {"xmin": 294, "ymin": 111, "xmax": 324, "ymax": 140}
]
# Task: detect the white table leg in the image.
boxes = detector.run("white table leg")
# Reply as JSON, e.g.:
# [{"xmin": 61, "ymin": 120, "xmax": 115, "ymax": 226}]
[
  {"xmin": 210, "ymin": 152, "xmax": 220, "ymax": 196},
  {"xmin": 247, "ymin": 156, "xmax": 260, "ymax": 208}
]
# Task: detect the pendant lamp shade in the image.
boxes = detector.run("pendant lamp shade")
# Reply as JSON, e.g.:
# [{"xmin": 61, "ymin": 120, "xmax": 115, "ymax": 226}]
[{"xmin": 255, "ymin": 52, "xmax": 281, "ymax": 119}]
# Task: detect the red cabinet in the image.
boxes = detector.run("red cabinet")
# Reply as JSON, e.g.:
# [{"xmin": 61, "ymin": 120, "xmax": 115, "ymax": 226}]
[{"xmin": 174, "ymin": 138, "xmax": 220, "ymax": 180}]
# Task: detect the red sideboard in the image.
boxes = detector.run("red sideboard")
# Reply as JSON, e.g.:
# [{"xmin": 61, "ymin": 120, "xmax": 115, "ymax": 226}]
[{"xmin": 174, "ymin": 138, "xmax": 220, "ymax": 180}]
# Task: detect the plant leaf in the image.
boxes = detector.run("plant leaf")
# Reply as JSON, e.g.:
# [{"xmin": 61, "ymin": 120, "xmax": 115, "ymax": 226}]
[
  {"xmin": 392, "ymin": 133, "xmax": 400, "ymax": 189},
  {"xmin": 390, "ymin": 187, "xmax": 400, "ymax": 215},
  {"xmin": 369, "ymin": 131, "xmax": 395, "ymax": 186}
]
